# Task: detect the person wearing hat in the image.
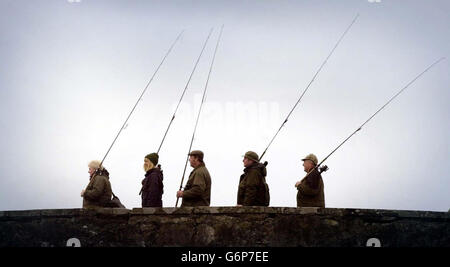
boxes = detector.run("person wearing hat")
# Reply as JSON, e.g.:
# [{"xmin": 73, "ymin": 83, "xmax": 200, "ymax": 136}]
[
  {"xmin": 140, "ymin": 153, "xmax": 164, "ymax": 207},
  {"xmin": 237, "ymin": 151, "xmax": 270, "ymax": 207},
  {"xmin": 176, "ymin": 150, "xmax": 211, "ymax": 207},
  {"xmin": 81, "ymin": 160, "xmax": 113, "ymax": 208},
  {"xmin": 295, "ymin": 153, "xmax": 325, "ymax": 208}
]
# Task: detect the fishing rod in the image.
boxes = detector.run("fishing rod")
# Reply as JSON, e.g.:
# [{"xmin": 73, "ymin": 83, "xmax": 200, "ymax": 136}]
[
  {"xmin": 175, "ymin": 25, "xmax": 224, "ymax": 207},
  {"xmin": 302, "ymin": 57, "xmax": 446, "ymax": 180},
  {"xmin": 99, "ymin": 30, "xmax": 184, "ymax": 168},
  {"xmin": 157, "ymin": 28, "xmax": 214, "ymax": 154},
  {"xmin": 259, "ymin": 14, "xmax": 359, "ymax": 161}
]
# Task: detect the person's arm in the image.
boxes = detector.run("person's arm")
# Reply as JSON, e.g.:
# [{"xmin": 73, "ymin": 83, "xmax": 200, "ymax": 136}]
[
  {"xmin": 243, "ymin": 170, "xmax": 259, "ymax": 206},
  {"xmin": 297, "ymin": 172, "xmax": 321, "ymax": 196},
  {"xmin": 237, "ymin": 174, "xmax": 245, "ymax": 205},
  {"xmin": 182, "ymin": 173, "xmax": 205, "ymax": 199},
  {"xmin": 83, "ymin": 176, "xmax": 106, "ymax": 200}
]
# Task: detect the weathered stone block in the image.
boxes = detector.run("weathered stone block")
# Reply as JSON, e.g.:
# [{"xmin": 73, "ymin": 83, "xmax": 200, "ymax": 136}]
[
  {"xmin": 41, "ymin": 209, "xmax": 83, "ymax": 217},
  {"xmin": 5, "ymin": 210, "xmax": 41, "ymax": 218},
  {"xmin": 112, "ymin": 208, "xmax": 130, "ymax": 215}
]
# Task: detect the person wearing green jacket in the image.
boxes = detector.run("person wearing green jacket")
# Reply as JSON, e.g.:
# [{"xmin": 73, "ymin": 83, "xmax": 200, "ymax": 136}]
[
  {"xmin": 81, "ymin": 160, "xmax": 113, "ymax": 208},
  {"xmin": 295, "ymin": 154, "xmax": 325, "ymax": 208},
  {"xmin": 237, "ymin": 151, "xmax": 269, "ymax": 207},
  {"xmin": 177, "ymin": 150, "xmax": 211, "ymax": 207}
]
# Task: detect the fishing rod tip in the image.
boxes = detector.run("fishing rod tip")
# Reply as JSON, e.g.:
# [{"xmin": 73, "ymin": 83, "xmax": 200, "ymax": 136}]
[{"xmin": 435, "ymin": 57, "xmax": 446, "ymax": 64}]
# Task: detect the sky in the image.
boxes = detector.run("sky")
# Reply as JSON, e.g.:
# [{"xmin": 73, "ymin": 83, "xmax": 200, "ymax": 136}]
[{"xmin": 0, "ymin": 0, "xmax": 448, "ymax": 212}]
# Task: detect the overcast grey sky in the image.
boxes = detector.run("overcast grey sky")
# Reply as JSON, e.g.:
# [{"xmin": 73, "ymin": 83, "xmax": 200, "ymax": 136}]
[{"xmin": 0, "ymin": 0, "xmax": 448, "ymax": 212}]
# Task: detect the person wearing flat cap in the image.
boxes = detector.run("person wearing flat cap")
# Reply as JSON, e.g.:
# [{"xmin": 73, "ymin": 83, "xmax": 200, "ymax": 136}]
[
  {"xmin": 237, "ymin": 151, "xmax": 270, "ymax": 207},
  {"xmin": 177, "ymin": 150, "xmax": 211, "ymax": 207},
  {"xmin": 295, "ymin": 153, "xmax": 325, "ymax": 208},
  {"xmin": 140, "ymin": 153, "xmax": 164, "ymax": 207}
]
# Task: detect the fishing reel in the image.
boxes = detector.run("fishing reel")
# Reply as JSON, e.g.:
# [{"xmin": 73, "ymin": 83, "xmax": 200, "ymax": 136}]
[
  {"xmin": 95, "ymin": 168, "xmax": 109, "ymax": 177},
  {"xmin": 318, "ymin": 165, "xmax": 329, "ymax": 174}
]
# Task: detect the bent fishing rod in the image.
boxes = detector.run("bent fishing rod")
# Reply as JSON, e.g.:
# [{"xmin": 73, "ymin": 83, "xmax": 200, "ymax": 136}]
[
  {"xmin": 302, "ymin": 57, "xmax": 446, "ymax": 180},
  {"xmin": 259, "ymin": 14, "xmax": 359, "ymax": 161},
  {"xmin": 139, "ymin": 28, "xmax": 213, "ymax": 195},
  {"xmin": 157, "ymin": 28, "xmax": 214, "ymax": 154},
  {"xmin": 99, "ymin": 30, "xmax": 184, "ymax": 168},
  {"xmin": 138, "ymin": 30, "xmax": 212, "ymax": 196},
  {"xmin": 175, "ymin": 25, "xmax": 224, "ymax": 208}
]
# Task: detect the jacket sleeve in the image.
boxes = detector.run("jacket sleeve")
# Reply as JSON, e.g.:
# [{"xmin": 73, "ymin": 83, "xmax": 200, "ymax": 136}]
[
  {"xmin": 297, "ymin": 178, "xmax": 320, "ymax": 196},
  {"xmin": 243, "ymin": 170, "xmax": 259, "ymax": 206},
  {"xmin": 237, "ymin": 174, "xmax": 245, "ymax": 205},
  {"xmin": 183, "ymin": 173, "xmax": 205, "ymax": 199},
  {"xmin": 84, "ymin": 176, "xmax": 106, "ymax": 200}
]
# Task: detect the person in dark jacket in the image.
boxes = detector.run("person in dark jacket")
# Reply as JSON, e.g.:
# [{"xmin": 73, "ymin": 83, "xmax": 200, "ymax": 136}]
[
  {"xmin": 237, "ymin": 151, "xmax": 269, "ymax": 206},
  {"xmin": 81, "ymin": 160, "xmax": 113, "ymax": 208},
  {"xmin": 295, "ymin": 154, "xmax": 325, "ymax": 208},
  {"xmin": 177, "ymin": 150, "xmax": 211, "ymax": 207},
  {"xmin": 140, "ymin": 153, "xmax": 164, "ymax": 207}
]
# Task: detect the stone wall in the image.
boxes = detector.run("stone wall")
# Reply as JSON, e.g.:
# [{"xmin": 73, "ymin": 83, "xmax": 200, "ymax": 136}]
[{"xmin": 0, "ymin": 207, "xmax": 448, "ymax": 247}]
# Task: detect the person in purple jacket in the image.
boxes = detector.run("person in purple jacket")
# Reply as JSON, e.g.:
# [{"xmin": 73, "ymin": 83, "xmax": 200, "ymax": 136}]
[{"xmin": 140, "ymin": 153, "xmax": 164, "ymax": 207}]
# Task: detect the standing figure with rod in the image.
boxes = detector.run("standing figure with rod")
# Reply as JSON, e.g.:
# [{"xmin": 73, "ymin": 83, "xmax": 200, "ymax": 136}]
[
  {"xmin": 295, "ymin": 154, "xmax": 325, "ymax": 208},
  {"xmin": 140, "ymin": 153, "xmax": 164, "ymax": 207},
  {"xmin": 176, "ymin": 150, "xmax": 212, "ymax": 207},
  {"xmin": 295, "ymin": 57, "xmax": 445, "ymax": 205},
  {"xmin": 175, "ymin": 25, "xmax": 224, "ymax": 207},
  {"xmin": 81, "ymin": 31, "xmax": 184, "ymax": 208},
  {"xmin": 81, "ymin": 160, "xmax": 113, "ymax": 209},
  {"xmin": 237, "ymin": 151, "xmax": 270, "ymax": 207}
]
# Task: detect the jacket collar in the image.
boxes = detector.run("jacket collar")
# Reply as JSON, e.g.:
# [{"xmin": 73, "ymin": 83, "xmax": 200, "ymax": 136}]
[
  {"xmin": 244, "ymin": 162, "xmax": 260, "ymax": 172},
  {"xmin": 193, "ymin": 162, "xmax": 205, "ymax": 171},
  {"xmin": 146, "ymin": 166, "xmax": 161, "ymax": 175}
]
